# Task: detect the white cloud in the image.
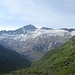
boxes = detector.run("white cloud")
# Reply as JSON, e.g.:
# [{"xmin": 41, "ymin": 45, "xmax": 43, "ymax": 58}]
[
  {"xmin": 0, "ymin": 0, "xmax": 21, "ymax": 13},
  {"xmin": 0, "ymin": 0, "xmax": 75, "ymax": 30}
]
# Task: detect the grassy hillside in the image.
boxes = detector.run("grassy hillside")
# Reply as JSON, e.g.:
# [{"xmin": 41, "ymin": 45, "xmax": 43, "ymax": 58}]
[
  {"xmin": 0, "ymin": 45, "xmax": 31, "ymax": 74},
  {"xmin": 2, "ymin": 36, "xmax": 75, "ymax": 75}
]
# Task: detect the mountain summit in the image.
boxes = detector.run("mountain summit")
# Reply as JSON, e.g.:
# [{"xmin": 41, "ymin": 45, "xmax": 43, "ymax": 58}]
[
  {"xmin": 23, "ymin": 24, "xmax": 37, "ymax": 30},
  {"xmin": 0, "ymin": 24, "xmax": 37, "ymax": 35},
  {"xmin": 0, "ymin": 25, "xmax": 75, "ymax": 61},
  {"xmin": 14, "ymin": 24, "xmax": 37, "ymax": 34}
]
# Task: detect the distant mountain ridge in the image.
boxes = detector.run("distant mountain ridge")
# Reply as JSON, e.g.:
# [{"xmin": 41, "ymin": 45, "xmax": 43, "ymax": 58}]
[
  {"xmin": 0, "ymin": 25, "xmax": 75, "ymax": 35},
  {"xmin": 0, "ymin": 24, "xmax": 75, "ymax": 61},
  {"xmin": 0, "ymin": 24, "xmax": 37, "ymax": 35},
  {"xmin": 41, "ymin": 27, "xmax": 53, "ymax": 30},
  {"xmin": 60, "ymin": 28, "xmax": 75, "ymax": 32}
]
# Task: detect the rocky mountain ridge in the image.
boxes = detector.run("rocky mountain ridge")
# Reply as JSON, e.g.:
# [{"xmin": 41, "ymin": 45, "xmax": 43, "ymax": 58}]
[{"xmin": 0, "ymin": 25, "xmax": 75, "ymax": 61}]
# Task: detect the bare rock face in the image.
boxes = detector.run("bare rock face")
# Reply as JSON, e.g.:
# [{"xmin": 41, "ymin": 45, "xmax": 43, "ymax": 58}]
[{"xmin": 0, "ymin": 25, "xmax": 74, "ymax": 61}]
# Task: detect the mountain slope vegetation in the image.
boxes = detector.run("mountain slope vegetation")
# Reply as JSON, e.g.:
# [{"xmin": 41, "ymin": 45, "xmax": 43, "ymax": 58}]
[
  {"xmin": 5, "ymin": 36, "xmax": 75, "ymax": 75},
  {"xmin": 0, "ymin": 45, "xmax": 31, "ymax": 74}
]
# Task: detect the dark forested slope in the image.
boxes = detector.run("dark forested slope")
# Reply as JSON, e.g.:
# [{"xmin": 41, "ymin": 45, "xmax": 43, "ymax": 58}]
[{"xmin": 0, "ymin": 45, "xmax": 31, "ymax": 74}]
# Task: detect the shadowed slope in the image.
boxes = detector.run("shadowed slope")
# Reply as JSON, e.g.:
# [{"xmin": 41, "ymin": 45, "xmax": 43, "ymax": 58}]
[{"xmin": 0, "ymin": 45, "xmax": 31, "ymax": 74}]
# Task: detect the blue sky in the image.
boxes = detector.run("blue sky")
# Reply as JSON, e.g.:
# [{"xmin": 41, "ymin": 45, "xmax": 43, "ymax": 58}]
[{"xmin": 0, "ymin": 0, "xmax": 75, "ymax": 30}]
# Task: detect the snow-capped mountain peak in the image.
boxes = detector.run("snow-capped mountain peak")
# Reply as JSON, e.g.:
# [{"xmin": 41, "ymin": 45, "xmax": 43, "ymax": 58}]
[{"xmin": 0, "ymin": 25, "xmax": 75, "ymax": 61}]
